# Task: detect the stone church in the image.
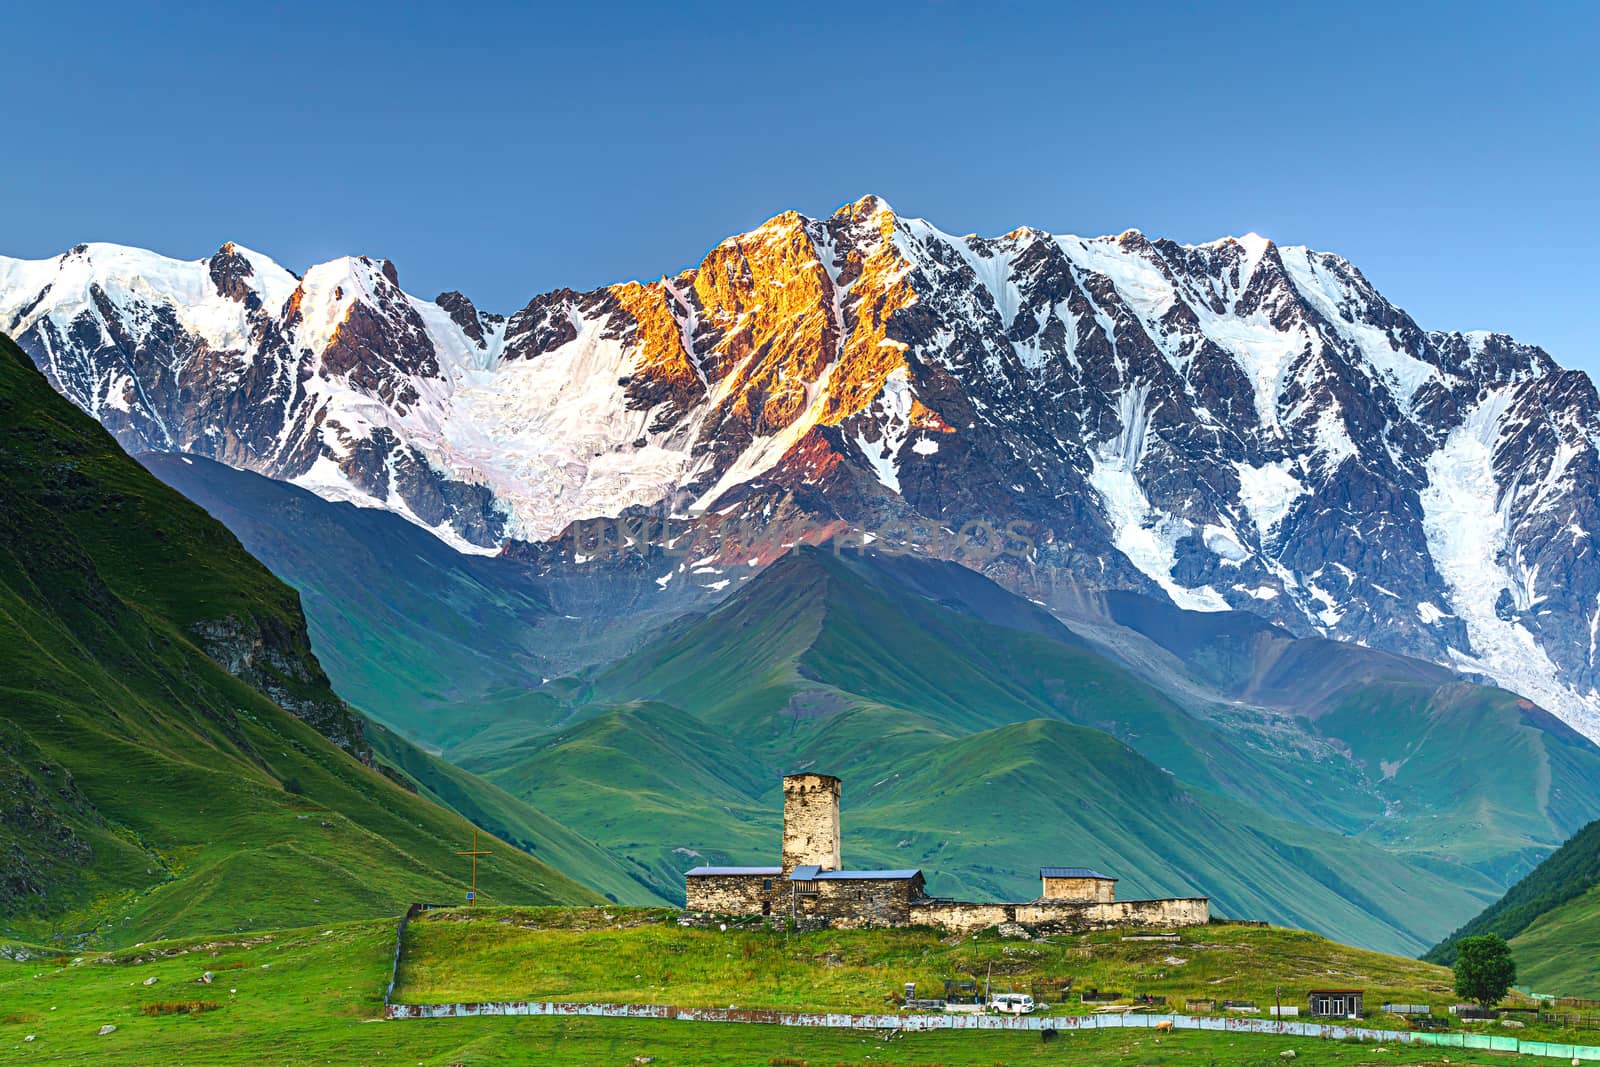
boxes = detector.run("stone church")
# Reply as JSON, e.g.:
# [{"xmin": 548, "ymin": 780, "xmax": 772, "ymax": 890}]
[{"xmin": 684, "ymin": 772, "xmax": 1210, "ymax": 933}]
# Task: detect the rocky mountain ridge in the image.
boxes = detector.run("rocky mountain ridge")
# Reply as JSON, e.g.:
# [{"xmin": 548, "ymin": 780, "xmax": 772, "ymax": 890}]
[{"xmin": 4, "ymin": 196, "xmax": 1598, "ymax": 738}]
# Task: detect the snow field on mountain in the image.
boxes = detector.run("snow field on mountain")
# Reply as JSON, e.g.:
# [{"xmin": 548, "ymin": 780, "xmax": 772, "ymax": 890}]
[
  {"xmin": 1421, "ymin": 387, "xmax": 1600, "ymax": 737},
  {"xmin": 431, "ymin": 320, "xmax": 696, "ymax": 542}
]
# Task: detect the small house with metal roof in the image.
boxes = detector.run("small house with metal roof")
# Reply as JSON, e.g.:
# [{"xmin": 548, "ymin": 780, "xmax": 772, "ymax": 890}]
[
  {"xmin": 1039, "ymin": 867, "xmax": 1117, "ymax": 903},
  {"xmin": 1308, "ymin": 989, "xmax": 1365, "ymax": 1018}
]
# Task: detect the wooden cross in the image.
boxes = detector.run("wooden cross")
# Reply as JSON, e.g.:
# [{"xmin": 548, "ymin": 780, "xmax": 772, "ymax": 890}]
[{"xmin": 455, "ymin": 827, "xmax": 492, "ymax": 905}]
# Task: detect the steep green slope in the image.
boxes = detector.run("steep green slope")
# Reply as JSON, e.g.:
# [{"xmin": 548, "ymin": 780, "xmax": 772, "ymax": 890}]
[
  {"xmin": 362, "ymin": 721, "xmax": 673, "ymax": 906},
  {"xmin": 139, "ymin": 452, "xmax": 702, "ymax": 750},
  {"xmin": 1426, "ymin": 817, "xmax": 1600, "ymax": 992},
  {"xmin": 0, "ymin": 333, "xmax": 601, "ymax": 945},
  {"xmin": 1316, "ymin": 684, "xmax": 1600, "ymax": 877},
  {"xmin": 469, "ymin": 703, "xmax": 775, "ymax": 900},
  {"xmin": 1505, "ymin": 882, "xmax": 1600, "ymax": 997}
]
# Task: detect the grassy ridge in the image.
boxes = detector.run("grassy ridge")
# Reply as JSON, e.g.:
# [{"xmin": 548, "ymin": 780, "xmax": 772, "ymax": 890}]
[
  {"xmin": 0, "ymin": 333, "xmax": 601, "ymax": 944},
  {"xmin": 1316, "ymin": 684, "xmax": 1599, "ymax": 877},
  {"xmin": 1505, "ymin": 881, "xmax": 1600, "ymax": 997},
  {"xmin": 844, "ymin": 719, "xmax": 1495, "ymax": 954},
  {"xmin": 396, "ymin": 907, "xmax": 1463, "ymax": 1015},
  {"xmin": 1104, "ymin": 588, "xmax": 1600, "ymax": 879}
]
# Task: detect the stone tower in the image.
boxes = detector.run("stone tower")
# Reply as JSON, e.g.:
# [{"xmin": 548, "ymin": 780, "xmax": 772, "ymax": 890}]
[{"xmin": 781, "ymin": 772, "xmax": 841, "ymax": 874}]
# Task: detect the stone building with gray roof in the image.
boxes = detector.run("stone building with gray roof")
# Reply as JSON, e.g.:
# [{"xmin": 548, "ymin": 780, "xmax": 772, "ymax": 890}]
[{"xmin": 684, "ymin": 772, "xmax": 1208, "ymax": 934}]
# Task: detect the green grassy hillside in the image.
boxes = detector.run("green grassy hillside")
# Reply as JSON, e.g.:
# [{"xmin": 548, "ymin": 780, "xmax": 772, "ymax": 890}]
[
  {"xmin": 594, "ymin": 549, "xmax": 1600, "ymax": 867},
  {"xmin": 397, "ymin": 907, "xmax": 1465, "ymax": 1016},
  {"xmin": 0, "ymin": 333, "xmax": 601, "ymax": 946},
  {"xmin": 1506, "ymin": 882, "xmax": 1600, "ymax": 997},
  {"xmin": 363, "ymin": 720, "xmax": 673, "ymax": 906},
  {"xmin": 1102, "ymin": 589, "xmax": 1600, "ymax": 878},
  {"xmin": 470, "ymin": 701, "xmax": 775, "ymax": 892},
  {"xmin": 575, "ymin": 549, "xmax": 1389, "ymax": 830},
  {"xmin": 1316, "ymin": 684, "xmax": 1600, "ymax": 878},
  {"xmin": 471, "ymin": 715, "xmax": 1489, "ymax": 955},
  {"xmin": 845, "ymin": 719, "xmax": 1490, "ymax": 952},
  {"xmin": 1426, "ymin": 817, "xmax": 1600, "ymax": 995},
  {"xmin": 1426, "ymin": 817, "xmax": 1600, "ymax": 962}
]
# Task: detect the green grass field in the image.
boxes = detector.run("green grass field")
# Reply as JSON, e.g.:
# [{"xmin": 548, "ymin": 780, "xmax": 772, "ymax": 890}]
[
  {"xmin": 396, "ymin": 908, "xmax": 1466, "ymax": 1015},
  {"xmin": 0, "ymin": 912, "xmax": 1558, "ymax": 1066}
]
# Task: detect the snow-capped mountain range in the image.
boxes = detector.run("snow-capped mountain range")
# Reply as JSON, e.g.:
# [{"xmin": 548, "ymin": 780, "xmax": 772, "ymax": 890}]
[{"xmin": 5, "ymin": 196, "xmax": 1600, "ymax": 740}]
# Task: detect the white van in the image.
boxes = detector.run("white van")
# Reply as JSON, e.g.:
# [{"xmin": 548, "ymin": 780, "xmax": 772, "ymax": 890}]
[{"xmin": 990, "ymin": 993, "xmax": 1036, "ymax": 1014}]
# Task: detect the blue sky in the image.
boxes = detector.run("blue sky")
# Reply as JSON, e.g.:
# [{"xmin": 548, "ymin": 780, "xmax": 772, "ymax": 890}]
[{"xmin": 4, "ymin": 1, "xmax": 1595, "ymax": 366}]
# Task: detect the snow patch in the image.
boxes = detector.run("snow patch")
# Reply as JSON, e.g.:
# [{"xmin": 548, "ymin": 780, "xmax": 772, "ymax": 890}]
[
  {"xmin": 850, "ymin": 366, "xmax": 916, "ymax": 494},
  {"xmin": 1203, "ymin": 524, "xmax": 1249, "ymax": 563},
  {"xmin": 1088, "ymin": 386, "xmax": 1228, "ymax": 612},
  {"xmin": 1232, "ymin": 459, "xmax": 1306, "ymax": 543}
]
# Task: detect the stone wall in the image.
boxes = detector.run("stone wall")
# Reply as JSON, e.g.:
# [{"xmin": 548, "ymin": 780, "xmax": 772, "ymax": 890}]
[
  {"xmin": 686, "ymin": 874, "xmax": 1208, "ymax": 936},
  {"xmin": 1041, "ymin": 876, "xmax": 1115, "ymax": 902},
  {"xmin": 685, "ymin": 874, "xmax": 780, "ymax": 915},
  {"xmin": 911, "ymin": 896, "xmax": 1209, "ymax": 936},
  {"xmin": 685, "ymin": 873, "xmax": 926, "ymax": 928},
  {"xmin": 1019, "ymin": 896, "xmax": 1209, "ymax": 933},
  {"xmin": 908, "ymin": 901, "xmax": 1012, "ymax": 935},
  {"xmin": 794, "ymin": 875, "xmax": 926, "ymax": 928},
  {"xmin": 781, "ymin": 773, "xmax": 841, "ymax": 874}
]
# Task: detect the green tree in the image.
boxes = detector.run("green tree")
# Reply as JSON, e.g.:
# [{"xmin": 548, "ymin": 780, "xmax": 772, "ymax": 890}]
[{"xmin": 1453, "ymin": 934, "xmax": 1516, "ymax": 1010}]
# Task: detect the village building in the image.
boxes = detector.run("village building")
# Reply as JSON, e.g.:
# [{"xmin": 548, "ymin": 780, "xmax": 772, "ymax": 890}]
[
  {"xmin": 1308, "ymin": 990, "xmax": 1365, "ymax": 1018},
  {"xmin": 684, "ymin": 772, "xmax": 1209, "ymax": 934},
  {"xmin": 1039, "ymin": 866, "xmax": 1117, "ymax": 902}
]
